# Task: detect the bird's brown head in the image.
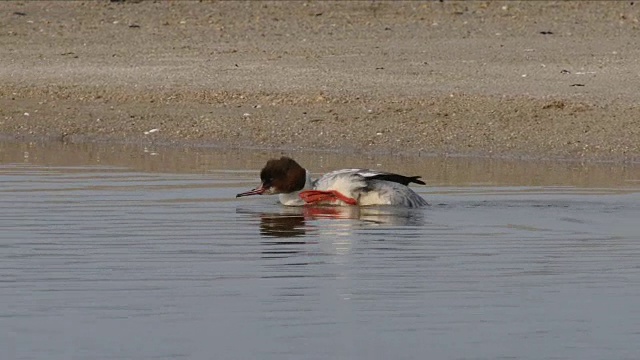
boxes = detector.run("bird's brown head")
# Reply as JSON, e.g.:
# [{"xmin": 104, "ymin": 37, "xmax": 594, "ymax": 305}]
[{"xmin": 236, "ymin": 157, "xmax": 307, "ymax": 198}]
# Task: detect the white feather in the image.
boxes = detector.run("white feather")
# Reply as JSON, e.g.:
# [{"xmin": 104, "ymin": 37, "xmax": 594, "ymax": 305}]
[{"xmin": 307, "ymin": 169, "xmax": 428, "ymax": 207}]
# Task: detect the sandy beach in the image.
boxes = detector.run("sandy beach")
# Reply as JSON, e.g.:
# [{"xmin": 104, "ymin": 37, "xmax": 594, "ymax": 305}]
[{"xmin": 1, "ymin": 1, "xmax": 639, "ymax": 162}]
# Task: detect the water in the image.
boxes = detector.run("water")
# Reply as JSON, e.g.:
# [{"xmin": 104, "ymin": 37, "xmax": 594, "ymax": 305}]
[{"xmin": 1, "ymin": 141, "xmax": 640, "ymax": 360}]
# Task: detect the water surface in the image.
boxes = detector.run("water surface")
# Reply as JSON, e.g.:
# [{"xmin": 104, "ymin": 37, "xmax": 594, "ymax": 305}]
[{"xmin": 1, "ymin": 141, "xmax": 640, "ymax": 360}]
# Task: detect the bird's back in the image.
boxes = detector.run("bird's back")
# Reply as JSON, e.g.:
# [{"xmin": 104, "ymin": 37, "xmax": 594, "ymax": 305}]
[
  {"xmin": 313, "ymin": 169, "xmax": 428, "ymax": 207},
  {"xmin": 359, "ymin": 179, "xmax": 428, "ymax": 207}
]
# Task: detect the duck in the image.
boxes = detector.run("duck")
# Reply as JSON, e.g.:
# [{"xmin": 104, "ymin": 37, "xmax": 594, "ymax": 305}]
[{"xmin": 236, "ymin": 157, "xmax": 428, "ymax": 207}]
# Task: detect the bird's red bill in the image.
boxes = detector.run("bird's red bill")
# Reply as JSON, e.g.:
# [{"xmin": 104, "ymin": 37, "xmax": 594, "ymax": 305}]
[{"xmin": 236, "ymin": 186, "xmax": 266, "ymax": 198}]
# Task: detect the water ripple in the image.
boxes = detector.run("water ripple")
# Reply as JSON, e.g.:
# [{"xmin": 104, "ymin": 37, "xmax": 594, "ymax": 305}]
[{"xmin": 2, "ymin": 163, "xmax": 640, "ymax": 360}]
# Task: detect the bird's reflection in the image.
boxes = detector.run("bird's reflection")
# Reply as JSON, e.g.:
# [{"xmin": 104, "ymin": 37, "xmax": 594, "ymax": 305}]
[
  {"xmin": 238, "ymin": 205, "xmax": 425, "ymax": 262},
  {"xmin": 259, "ymin": 208, "xmax": 308, "ymax": 239},
  {"xmin": 238, "ymin": 205, "xmax": 425, "ymax": 239}
]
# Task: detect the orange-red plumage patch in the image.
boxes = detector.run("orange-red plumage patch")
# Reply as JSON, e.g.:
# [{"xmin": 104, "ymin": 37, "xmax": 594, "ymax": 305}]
[{"xmin": 299, "ymin": 190, "xmax": 357, "ymax": 205}]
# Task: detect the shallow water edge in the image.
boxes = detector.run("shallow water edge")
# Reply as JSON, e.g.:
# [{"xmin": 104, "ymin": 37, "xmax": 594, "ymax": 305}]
[{"xmin": 1, "ymin": 140, "xmax": 640, "ymax": 189}]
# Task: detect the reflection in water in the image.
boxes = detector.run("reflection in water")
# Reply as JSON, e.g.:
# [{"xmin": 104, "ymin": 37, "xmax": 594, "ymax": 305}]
[
  {"xmin": 248, "ymin": 206, "xmax": 425, "ymax": 266},
  {"xmin": 3, "ymin": 140, "xmax": 640, "ymax": 188},
  {"xmin": 239, "ymin": 205, "xmax": 426, "ymax": 239},
  {"xmin": 259, "ymin": 210, "xmax": 308, "ymax": 238},
  {"xmin": 2, "ymin": 151, "xmax": 640, "ymax": 360},
  {"xmin": 237, "ymin": 206, "xmax": 427, "ymax": 262}
]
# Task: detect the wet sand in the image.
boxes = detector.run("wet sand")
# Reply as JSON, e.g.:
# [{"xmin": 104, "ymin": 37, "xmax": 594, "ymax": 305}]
[{"xmin": 1, "ymin": 1, "xmax": 640, "ymax": 162}]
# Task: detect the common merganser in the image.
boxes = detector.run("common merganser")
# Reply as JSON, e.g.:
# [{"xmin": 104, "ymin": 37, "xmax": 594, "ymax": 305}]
[{"xmin": 236, "ymin": 157, "xmax": 428, "ymax": 207}]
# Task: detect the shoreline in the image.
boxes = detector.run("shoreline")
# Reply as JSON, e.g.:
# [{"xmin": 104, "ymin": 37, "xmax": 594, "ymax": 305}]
[
  {"xmin": 3, "ymin": 130, "xmax": 639, "ymax": 166},
  {"xmin": 1, "ymin": 1, "xmax": 639, "ymax": 163},
  {"xmin": 3, "ymin": 86, "xmax": 638, "ymax": 164},
  {"xmin": 3, "ymin": 138, "xmax": 640, "ymax": 190}
]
